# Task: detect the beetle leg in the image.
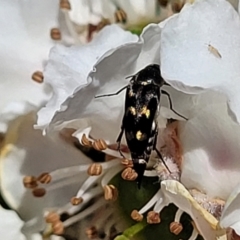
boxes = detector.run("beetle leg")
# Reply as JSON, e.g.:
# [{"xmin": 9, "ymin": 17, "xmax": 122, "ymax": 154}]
[
  {"xmin": 153, "ymin": 130, "xmax": 171, "ymax": 173},
  {"xmin": 116, "ymin": 126, "xmax": 126, "ymax": 158},
  {"xmin": 95, "ymin": 85, "xmax": 128, "ymax": 98},
  {"xmin": 161, "ymin": 90, "xmax": 188, "ymax": 120}
]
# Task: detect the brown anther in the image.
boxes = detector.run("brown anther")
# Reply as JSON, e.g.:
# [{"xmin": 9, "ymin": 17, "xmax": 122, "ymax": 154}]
[
  {"xmin": 50, "ymin": 28, "xmax": 62, "ymax": 40},
  {"xmin": 96, "ymin": 18, "xmax": 111, "ymax": 32},
  {"xmin": 52, "ymin": 221, "xmax": 64, "ymax": 235},
  {"xmin": 92, "ymin": 139, "xmax": 108, "ymax": 151},
  {"xmin": 87, "ymin": 163, "xmax": 103, "ymax": 176},
  {"xmin": 37, "ymin": 172, "xmax": 52, "ymax": 184},
  {"xmin": 169, "ymin": 222, "xmax": 183, "ymax": 235},
  {"xmin": 147, "ymin": 211, "xmax": 161, "ymax": 224},
  {"xmin": 103, "ymin": 185, "xmax": 118, "ymax": 201},
  {"xmin": 121, "ymin": 159, "xmax": 133, "ymax": 168},
  {"xmin": 45, "ymin": 212, "xmax": 60, "ymax": 224},
  {"xmin": 85, "ymin": 226, "xmax": 98, "ymax": 239},
  {"xmin": 70, "ymin": 197, "xmax": 83, "ymax": 206},
  {"xmin": 158, "ymin": 0, "xmax": 169, "ymax": 7},
  {"xmin": 81, "ymin": 134, "xmax": 92, "ymax": 147},
  {"xmin": 60, "ymin": 0, "xmax": 71, "ymax": 10},
  {"xmin": 115, "ymin": 9, "xmax": 127, "ymax": 23},
  {"xmin": 171, "ymin": 1, "xmax": 184, "ymax": 13},
  {"xmin": 32, "ymin": 188, "xmax": 46, "ymax": 197},
  {"xmin": 23, "ymin": 176, "xmax": 38, "ymax": 189},
  {"xmin": 131, "ymin": 210, "xmax": 143, "ymax": 222},
  {"xmin": 31, "ymin": 71, "xmax": 44, "ymax": 83},
  {"xmin": 121, "ymin": 167, "xmax": 138, "ymax": 181}
]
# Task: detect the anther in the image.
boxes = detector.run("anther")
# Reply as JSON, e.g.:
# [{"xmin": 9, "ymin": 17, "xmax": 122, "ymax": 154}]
[
  {"xmin": 96, "ymin": 18, "xmax": 111, "ymax": 32},
  {"xmin": 147, "ymin": 211, "xmax": 161, "ymax": 224},
  {"xmin": 70, "ymin": 197, "xmax": 83, "ymax": 206},
  {"xmin": 158, "ymin": 0, "xmax": 169, "ymax": 7},
  {"xmin": 103, "ymin": 185, "xmax": 118, "ymax": 201},
  {"xmin": 37, "ymin": 172, "xmax": 52, "ymax": 184},
  {"xmin": 87, "ymin": 163, "xmax": 103, "ymax": 176},
  {"xmin": 121, "ymin": 167, "xmax": 138, "ymax": 181},
  {"xmin": 85, "ymin": 226, "xmax": 98, "ymax": 239},
  {"xmin": 81, "ymin": 134, "xmax": 92, "ymax": 147},
  {"xmin": 23, "ymin": 176, "xmax": 38, "ymax": 189},
  {"xmin": 121, "ymin": 159, "xmax": 133, "ymax": 168},
  {"xmin": 92, "ymin": 139, "xmax": 108, "ymax": 151},
  {"xmin": 52, "ymin": 221, "xmax": 64, "ymax": 235},
  {"xmin": 45, "ymin": 212, "xmax": 60, "ymax": 223},
  {"xmin": 114, "ymin": 9, "xmax": 127, "ymax": 23},
  {"xmin": 31, "ymin": 71, "xmax": 44, "ymax": 83},
  {"xmin": 131, "ymin": 210, "xmax": 143, "ymax": 222},
  {"xmin": 171, "ymin": 1, "xmax": 184, "ymax": 13},
  {"xmin": 50, "ymin": 28, "xmax": 62, "ymax": 41},
  {"xmin": 169, "ymin": 222, "xmax": 183, "ymax": 235},
  {"xmin": 32, "ymin": 188, "xmax": 46, "ymax": 197},
  {"xmin": 59, "ymin": 0, "xmax": 71, "ymax": 10}
]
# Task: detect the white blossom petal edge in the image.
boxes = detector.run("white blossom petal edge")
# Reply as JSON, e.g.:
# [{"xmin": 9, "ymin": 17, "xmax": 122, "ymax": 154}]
[
  {"xmin": 161, "ymin": 0, "xmax": 240, "ymax": 122},
  {"xmin": 37, "ymin": 25, "xmax": 138, "ymax": 129}
]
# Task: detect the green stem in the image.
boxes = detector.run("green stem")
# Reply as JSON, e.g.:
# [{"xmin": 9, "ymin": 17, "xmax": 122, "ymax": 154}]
[{"xmin": 114, "ymin": 221, "xmax": 148, "ymax": 240}]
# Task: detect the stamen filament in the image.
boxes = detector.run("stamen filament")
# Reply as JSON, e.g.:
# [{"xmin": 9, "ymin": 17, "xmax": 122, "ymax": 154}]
[
  {"xmin": 63, "ymin": 198, "xmax": 106, "ymax": 228},
  {"xmin": 189, "ymin": 229, "xmax": 198, "ymax": 240},
  {"xmin": 139, "ymin": 191, "xmax": 163, "ymax": 214},
  {"xmin": 101, "ymin": 165, "xmax": 123, "ymax": 187}
]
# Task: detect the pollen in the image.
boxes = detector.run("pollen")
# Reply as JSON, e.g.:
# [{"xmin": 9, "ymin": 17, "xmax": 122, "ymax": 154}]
[
  {"xmin": 92, "ymin": 139, "xmax": 108, "ymax": 151},
  {"xmin": 129, "ymin": 106, "xmax": 136, "ymax": 115},
  {"xmin": 45, "ymin": 212, "xmax": 60, "ymax": 224},
  {"xmin": 207, "ymin": 44, "xmax": 222, "ymax": 58},
  {"xmin": 169, "ymin": 222, "xmax": 183, "ymax": 235},
  {"xmin": 37, "ymin": 172, "xmax": 52, "ymax": 184},
  {"xmin": 70, "ymin": 196, "xmax": 83, "ymax": 206},
  {"xmin": 31, "ymin": 71, "xmax": 44, "ymax": 83},
  {"xmin": 121, "ymin": 167, "xmax": 138, "ymax": 181},
  {"xmin": 32, "ymin": 187, "xmax": 46, "ymax": 197},
  {"xmin": 131, "ymin": 210, "xmax": 143, "ymax": 222},
  {"xmin": 140, "ymin": 106, "xmax": 150, "ymax": 118},
  {"xmin": 103, "ymin": 185, "xmax": 118, "ymax": 201},
  {"xmin": 147, "ymin": 211, "xmax": 161, "ymax": 224},
  {"xmin": 60, "ymin": 0, "xmax": 71, "ymax": 10},
  {"xmin": 114, "ymin": 8, "xmax": 127, "ymax": 23},
  {"xmin": 50, "ymin": 28, "xmax": 62, "ymax": 41},
  {"xmin": 23, "ymin": 176, "xmax": 38, "ymax": 189},
  {"xmin": 87, "ymin": 163, "xmax": 103, "ymax": 176}
]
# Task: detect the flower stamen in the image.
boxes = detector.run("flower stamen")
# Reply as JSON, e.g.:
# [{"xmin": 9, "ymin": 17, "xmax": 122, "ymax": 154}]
[
  {"xmin": 169, "ymin": 209, "xmax": 183, "ymax": 235},
  {"xmin": 114, "ymin": 8, "xmax": 127, "ymax": 24},
  {"xmin": 147, "ymin": 211, "xmax": 161, "ymax": 224},
  {"xmin": 103, "ymin": 185, "xmax": 118, "ymax": 201},
  {"xmin": 32, "ymin": 187, "xmax": 46, "ymax": 197},
  {"xmin": 87, "ymin": 163, "xmax": 103, "ymax": 176},
  {"xmin": 23, "ymin": 176, "xmax": 38, "ymax": 189},
  {"xmin": 121, "ymin": 167, "xmax": 138, "ymax": 181},
  {"xmin": 92, "ymin": 139, "xmax": 108, "ymax": 151},
  {"xmin": 59, "ymin": 0, "xmax": 71, "ymax": 10},
  {"xmin": 37, "ymin": 172, "xmax": 52, "ymax": 184},
  {"xmin": 50, "ymin": 28, "xmax": 62, "ymax": 41},
  {"xmin": 131, "ymin": 210, "xmax": 143, "ymax": 222},
  {"xmin": 70, "ymin": 197, "xmax": 83, "ymax": 206},
  {"xmin": 31, "ymin": 71, "xmax": 44, "ymax": 83},
  {"xmin": 45, "ymin": 212, "xmax": 60, "ymax": 224}
]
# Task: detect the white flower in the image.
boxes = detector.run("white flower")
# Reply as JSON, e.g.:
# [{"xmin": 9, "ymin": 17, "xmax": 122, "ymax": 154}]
[
  {"xmin": 160, "ymin": 0, "xmax": 240, "ymax": 236},
  {"xmin": 35, "ymin": 21, "xmax": 226, "ymax": 239}
]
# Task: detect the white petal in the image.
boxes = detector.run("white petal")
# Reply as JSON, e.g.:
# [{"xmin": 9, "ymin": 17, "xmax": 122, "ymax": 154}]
[
  {"xmin": 220, "ymin": 183, "xmax": 240, "ymax": 235},
  {"xmin": 0, "ymin": 207, "xmax": 26, "ymax": 240},
  {"xmin": 0, "ymin": 0, "xmax": 60, "ymax": 110},
  {"xmin": 161, "ymin": 0, "xmax": 240, "ymax": 122},
  {"xmin": 179, "ymin": 101, "xmax": 240, "ymax": 200},
  {"xmin": 0, "ymin": 111, "xmax": 90, "ymax": 223},
  {"xmin": 46, "ymin": 24, "xmax": 160, "ymax": 142},
  {"xmin": 37, "ymin": 25, "xmax": 138, "ymax": 130},
  {"xmin": 161, "ymin": 180, "xmax": 224, "ymax": 240}
]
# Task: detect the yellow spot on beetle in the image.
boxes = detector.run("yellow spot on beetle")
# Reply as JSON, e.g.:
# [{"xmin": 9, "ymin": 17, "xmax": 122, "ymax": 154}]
[
  {"xmin": 129, "ymin": 107, "xmax": 136, "ymax": 115},
  {"xmin": 136, "ymin": 131, "xmax": 142, "ymax": 140},
  {"xmin": 140, "ymin": 106, "xmax": 150, "ymax": 118}
]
